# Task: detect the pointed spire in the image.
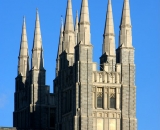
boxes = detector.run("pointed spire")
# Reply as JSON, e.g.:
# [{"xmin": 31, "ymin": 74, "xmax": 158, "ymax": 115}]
[
  {"xmin": 104, "ymin": 0, "xmax": 114, "ymax": 35},
  {"xmin": 63, "ymin": 0, "xmax": 75, "ymax": 54},
  {"xmin": 57, "ymin": 17, "xmax": 64, "ymax": 58},
  {"xmin": 75, "ymin": 11, "xmax": 78, "ymax": 32},
  {"xmin": 33, "ymin": 9, "xmax": 42, "ymax": 49},
  {"xmin": 56, "ymin": 18, "xmax": 64, "ymax": 76},
  {"xmin": 119, "ymin": 0, "xmax": 132, "ymax": 47},
  {"xmin": 19, "ymin": 17, "xmax": 28, "ymax": 56},
  {"xmin": 18, "ymin": 17, "xmax": 29, "ymax": 77},
  {"xmin": 64, "ymin": 0, "xmax": 74, "ymax": 32},
  {"xmin": 31, "ymin": 9, "xmax": 44, "ymax": 69},
  {"xmin": 79, "ymin": 0, "xmax": 90, "ymax": 24},
  {"xmin": 79, "ymin": 0, "xmax": 91, "ymax": 45},
  {"xmin": 120, "ymin": 0, "xmax": 131, "ymax": 27},
  {"xmin": 75, "ymin": 11, "xmax": 78, "ymax": 45},
  {"xmin": 103, "ymin": 0, "xmax": 115, "ymax": 55}
]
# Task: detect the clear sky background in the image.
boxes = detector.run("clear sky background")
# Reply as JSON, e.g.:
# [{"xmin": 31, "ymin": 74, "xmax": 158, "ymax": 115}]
[{"xmin": 0, "ymin": 0, "xmax": 159, "ymax": 129}]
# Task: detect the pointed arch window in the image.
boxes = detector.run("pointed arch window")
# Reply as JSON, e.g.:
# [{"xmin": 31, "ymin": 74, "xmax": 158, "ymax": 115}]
[
  {"xmin": 110, "ymin": 88, "xmax": 116, "ymax": 109},
  {"xmin": 97, "ymin": 88, "xmax": 103, "ymax": 108}
]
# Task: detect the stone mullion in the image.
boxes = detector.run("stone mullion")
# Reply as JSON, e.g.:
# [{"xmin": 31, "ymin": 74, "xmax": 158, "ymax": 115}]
[
  {"xmin": 116, "ymin": 88, "xmax": 120, "ymax": 110},
  {"xmin": 104, "ymin": 87, "xmax": 107, "ymax": 109},
  {"xmin": 108, "ymin": 87, "xmax": 110, "ymax": 109},
  {"xmin": 93, "ymin": 88, "xmax": 95, "ymax": 109},
  {"xmin": 95, "ymin": 86, "xmax": 97, "ymax": 109},
  {"xmin": 107, "ymin": 73, "xmax": 110, "ymax": 83}
]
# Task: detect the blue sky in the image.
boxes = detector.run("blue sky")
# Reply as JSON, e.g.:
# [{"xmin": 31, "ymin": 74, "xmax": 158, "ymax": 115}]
[{"xmin": 0, "ymin": 0, "xmax": 160, "ymax": 129}]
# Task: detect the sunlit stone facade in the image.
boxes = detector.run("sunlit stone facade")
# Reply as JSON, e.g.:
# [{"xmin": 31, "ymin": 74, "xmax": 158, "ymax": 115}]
[{"xmin": 13, "ymin": 0, "xmax": 137, "ymax": 130}]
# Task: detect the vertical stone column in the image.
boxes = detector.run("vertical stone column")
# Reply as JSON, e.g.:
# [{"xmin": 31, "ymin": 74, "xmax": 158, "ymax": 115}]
[
  {"xmin": 117, "ymin": 47, "xmax": 137, "ymax": 130},
  {"xmin": 116, "ymin": 88, "xmax": 119, "ymax": 110},
  {"xmin": 74, "ymin": 43, "xmax": 93, "ymax": 130},
  {"xmin": 104, "ymin": 88, "xmax": 108, "ymax": 109}
]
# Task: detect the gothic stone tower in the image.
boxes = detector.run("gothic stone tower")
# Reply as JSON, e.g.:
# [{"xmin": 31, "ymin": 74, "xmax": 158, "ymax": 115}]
[
  {"xmin": 13, "ymin": 0, "xmax": 137, "ymax": 129},
  {"xmin": 54, "ymin": 0, "xmax": 137, "ymax": 130},
  {"xmin": 13, "ymin": 11, "xmax": 55, "ymax": 130}
]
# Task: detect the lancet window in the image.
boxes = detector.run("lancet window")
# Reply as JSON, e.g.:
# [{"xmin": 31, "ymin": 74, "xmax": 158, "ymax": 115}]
[
  {"xmin": 97, "ymin": 87, "xmax": 103, "ymax": 108},
  {"xmin": 110, "ymin": 88, "xmax": 116, "ymax": 109}
]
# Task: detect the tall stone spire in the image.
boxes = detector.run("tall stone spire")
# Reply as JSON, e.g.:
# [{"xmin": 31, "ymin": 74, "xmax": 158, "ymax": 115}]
[
  {"xmin": 79, "ymin": 0, "xmax": 91, "ymax": 44},
  {"xmin": 79, "ymin": 0, "xmax": 90, "ymax": 24},
  {"xmin": 103, "ymin": 0, "xmax": 116, "ymax": 56},
  {"xmin": 57, "ymin": 17, "xmax": 64, "ymax": 58},
  {"xmin": 64, "ymin": 0, "xmax": 74, "ymax": 32},
  {"xmin": 56, "ymin": 18, "xmax": 64, "ymax": 76},
  {"xmin": 63, "ymin": 0, "xmax": 75, "ymax": 53},
  {"xmin": 75, "ymin": 11, "xmax": 78, "ymax": 45},
  {"xmin": 119, "ymin": 0, "xmax": 132, "ymax": 47},
  {"xmin": 31, "ymin": 9, "xmax": 44, "ymax": 69},
  {"xmin": 18, "ymin": 17, "xmax": 29, "ymax": 77}
]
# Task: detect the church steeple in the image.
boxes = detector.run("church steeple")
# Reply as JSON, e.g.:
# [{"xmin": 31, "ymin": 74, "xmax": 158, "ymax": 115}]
[
  {"xmin": 31, "ymin": 9, "xmax": 44, "ymax": 69},
  {"xmin": 119, "ymin": 0, "xmax": 132, "ymax": 47},
  {"xmin": 63, "ymin": 0, "xmax": 75, "ymax": 53},
  {"xmin": 75, "ymin": 11, "xmax": 78, "ymax": 45},
  {"xmin": 18, "ymin": 17, "xmax": 29, "ymax": 77},
  {"xmin": 103, "ymin": 0, "xmax": 116, "ymax": 56},
  {"xmin": 79, "ymin": 0, "xmax": 91, "ymax": 45}
]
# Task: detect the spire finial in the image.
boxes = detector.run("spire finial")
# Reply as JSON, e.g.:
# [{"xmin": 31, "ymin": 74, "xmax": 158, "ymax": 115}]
[
  {"xmin": 36, "ymin": 8, "xmax": 40, "ymax": 22},
  {"xmin": 61, "ymin": 16, "xmax": 64, "ymax": 33},
  {"xmin": 75, "ymin": 10, "xmax": 78, "ymax": 25},
  {"xmin": 61, "ymin": 15, "xmax": 64, "ymax": 27},
  {"xmin": 76, "ymin": 10, "xmax": 78, "ymax": 17},
  {"xmin": 22, "ymin": 16, "xmax": 26, "ymax": 29},
  {"xmin": 23, "ymin": 16, "xmax": 25, "ymax": 22}
]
